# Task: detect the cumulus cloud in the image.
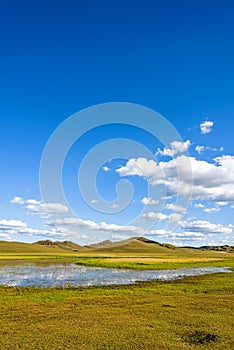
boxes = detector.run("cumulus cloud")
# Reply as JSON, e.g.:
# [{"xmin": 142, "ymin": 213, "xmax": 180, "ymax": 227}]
[
  {"xmin": 0, "ymin": 219, "xmax": 27, "ymax": 230},
  {"xmin": 103, "ymin": 166, "xmax": 110, "ymax": 172},
  {"xmin": 141, "ymin": 197, "xmax": 158, "ymax": 205},
  {"xmin": 200, "ymin": 120, "xmax": 214, "ymax": 134},
  {"xmin": 147, "ymin": 229, "xmax": 169, "ymax": 236},
  {"xmin": 142, "ymin": 211, "xmax": 183, "ymax": 222},
  {"xmin": 10, "ymin": 197, "xmax": 40, "ymax": 205},
  {"xmin": 110, "ymin": 203, "xmax": 119, "ymax": 209},
  {"xmin": 180, "ymin": 220, "xmax": 232, "ymax": 235},
  {"xmin": 164, "ymin": 203, "xmax": 187, "ymax": 213},
  {"xmin": 0, "ymin": 219, "xmax": 60, "ymax": 239},
  {"xmin": 90, "ymin": 199, "xmax": 99, "ymax": 204},
  {"xmin": 146, "ymin": 229, "xmax": 206, "ymax": 244},
  {"xmin": 195, "ymin": 145, "xmax": 224, "ymax": 154},
  {"xmin": 195, "ymin": 145, "xmax": 205, "ymax": 154},
  {"xmin": 157, "ymin": 140, "xmax": 191, "ymax": 157},
  {"xmin": 26, "ymin": 202, "xmax": 69, "ymax": 214},
  {"xmin": 26, "ymin": 199, "xmax": 41, "ymax": 205},
  {"xmin": 147, "ymin": 219, "xmax": 232, "ymax": 245},
  {"xmin": 10, "ymin": 196, "xmax": 69, "ymax": 215},
  {"xmin": 47, "ymin": 217, "xmax": 143, "ymax": 237},
  {"xmin": 194, "ymin": 203, "xmax": 205, "ymax": 208},
  {"xmin": 10, "ymin": 196, "xmax": 25, "ymax": 204},
  {"xmin": 111, "ymin": 234, "xmax": 132, "ymax": 241},
  {"xmin": 203, "ymin": 207, "xmax": 220, "ymax": 213},
  {"xmin": 142, "ymin": 212, "xmax": 168, "ymax": 221},
  {"xmin": 116, "ymin": 157, "xmax": 162, "ymax": 180},
  {"xmin": 215, "ymin": 201, "xmax": 228, "ymax": 206},
  {"xmin": 0, "ymin": 233, "xmax": 10, "ymax": 240},
  {"xmin": 117, "ymin": 154, "xmax": 234, "ymax": 201}
]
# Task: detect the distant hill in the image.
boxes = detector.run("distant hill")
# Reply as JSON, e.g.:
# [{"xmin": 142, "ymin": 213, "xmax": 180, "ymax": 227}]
[
  {"xmin": 85, "ymin": 240, "xmax": 113, "ymax": 249},
  {"xmin": 200, "ymin": 245, "xmax": 234, "ymax": 253},
  {"xmin": 85, "ymin": 237, "xmax": 177, "ymax": 252},
  {"xmin": 84, "ymin": 237, "xmax": 181, "ymax": 254},
  {"xmin": 34, "ymin": 240, "xmax": 83, "ymax": 251},
  {"xmin": 0, "ymin": 237, "xmax": 233, "ymax": 255},
  {"xmin": 0, "ymin": 240, "xmax": 84, "ymax": 254}
]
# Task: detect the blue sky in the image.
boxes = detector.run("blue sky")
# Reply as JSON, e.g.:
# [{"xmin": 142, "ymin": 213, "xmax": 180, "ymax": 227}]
[{"xmin": 0, "ymin": 0, "xmax": 234, "ymax": 246}]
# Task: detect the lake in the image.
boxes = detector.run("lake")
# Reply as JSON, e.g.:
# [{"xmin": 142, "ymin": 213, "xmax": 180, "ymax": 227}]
[{"xmin": 0, "ymin": 263, "xmax": 231, "ymax": 288}]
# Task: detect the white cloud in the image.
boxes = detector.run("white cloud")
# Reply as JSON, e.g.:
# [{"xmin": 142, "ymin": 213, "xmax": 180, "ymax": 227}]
[
  {"xmin": 26, "ymin": 203, "xmax": 69, "ymax": 214},
  {"xmin": 0, "ymin": 219, "xmax": 27, "ymax": 230},
  {"xmin": 10, "ymin": 196, "xmax": 69, "ymax": 215},
  {"xmin": 90, "ymin": 199, "xmax": 99, "ymax": 204},
  {"xmin": 47, "ymin": 217, "xmax": 144, "ymax": 236},
  {"xmin": 195, "ymin": 145, "xmax": 205, "ymax": 154},
  {"xmin": 180, "ymin": 220, "xmax": 232, "ymax": 235},
  {"xmin": 110, "ymin": 203, "xmax": 119, "ymax": 209},
  {"xmin": 146, "ymin": 229, "xmax": 206, "ymax": 243},
  {"xmin": 142, "ymin": 212, "xmax": 168, "ymax": 221},
  {"xmin": 11, "ymin": 196, "xmax": 68, "ymax": 213},
  {"xmin": 111, "ymin": 234, "xmax": 132, "ymax": 241},
  {"xmin": 215, "ymin": 201, "xmax": 228, "ymax": 206},
  {"xmin": 200, "ymin": 120, "xmax": 214, "ymax": 134},
  {"xmin": 0, "ymin": 233, "xmax": 10, "ymax": 240},
  {"xmin": 194, "ymin": 204, "xmax": 222, "ymax": 214},
  {"xmin": 141, "ymin": 197, "xmax": 158, "ymax": 205},
  {"xmin": 157, "ymin": 140, "xmax": 191, "ymax": 157},
  {"xmin": 203, "ymin": 207, "xmax": 220, "ymax": 213},
  {"xmin": 195, "ymin": 145, "xmax": 224, "ymax": 154},
  {"xmin": 169, "ymin": 213, "xmax": 184, "ymax": 222},
  {"xmin": 194, "ymin": 203, "xmax": 205, "ymax": 208},
  {"xmin": 145, "ymin": 219, "xmax": 233, "ymax": 245},
  {"xmin": 116, "ymin": 157, "xmax": 162, "ymax": 179},
  {"xmin": 164, "ymin": 203, "xmax": 187, "ymax": 213},
  {"xmin": 103, "ymin": 166, "xmax": 110, "ymax": 172},
  {"xmin": 117, "ymin": 154, "xmax": 234, "ymax": 201},
  {"xmin": 10, "ymin": 197, "xmax": 41, "ymax": 205},
  {"xmin": 147, "ymin": 220, "xmax": 232, "ymax": 245},
  {"xmin": 142, "ymin": 211, "xmax": 183, "ymax": 222},
  {"xmin": 10, "ymin": 196, "xmax": 25, "ymax": 204},
  {"xmin": 0, "ymin": 219, "xmax": 60, "ymax": 239},
  {"xmin": 26, "ymin": 199, "xmax": 41, "ymax": 205},
  {"xmin": 147, "ymin": 229, "xmax": 169, "ymax": 236}
]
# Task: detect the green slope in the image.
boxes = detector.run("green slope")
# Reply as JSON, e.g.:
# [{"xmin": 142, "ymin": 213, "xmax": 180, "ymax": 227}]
[{"xmin": 0, "ymin": 240, "xmax": 84, "ymax": 254}]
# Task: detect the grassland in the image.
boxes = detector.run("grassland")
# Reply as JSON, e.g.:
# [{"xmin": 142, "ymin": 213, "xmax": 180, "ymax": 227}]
[
  {"xmin": 0, "ymin": 272, "xmax": 233, "ymax": 349},
  {"xmin": 0, "ymin": 239, "xmax": 233, "ymax": 349},
  {"xmin": 1, "ymin": 238, "xmax": 234, "ymax": 270}
]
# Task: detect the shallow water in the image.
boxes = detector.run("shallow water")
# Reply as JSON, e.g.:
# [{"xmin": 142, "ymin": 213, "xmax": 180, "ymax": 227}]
[{"xmin": 0, "ymin": 264, "xmax": 231, "ymax": 288}]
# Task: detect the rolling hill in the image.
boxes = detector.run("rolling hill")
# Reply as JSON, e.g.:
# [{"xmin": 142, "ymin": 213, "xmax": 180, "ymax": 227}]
[
  {"xmin": 0, "ymin": 240, "xmax": 84, "ymax": 254},
  {"xmin": 0, "ymin": 237, "xmax": 233, "ymax": 255}
]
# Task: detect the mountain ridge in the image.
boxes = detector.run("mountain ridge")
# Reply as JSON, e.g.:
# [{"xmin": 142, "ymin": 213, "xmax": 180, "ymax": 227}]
[{"xmin": 0, "ymin": 238, "xmax": 233, "ymax": 254}]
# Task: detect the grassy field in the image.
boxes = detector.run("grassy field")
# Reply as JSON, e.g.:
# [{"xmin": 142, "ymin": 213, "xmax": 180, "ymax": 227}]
[
  {"xmin": 0, "ymin": 272, "xmax": 233, "ymax": 349},
  {"xmin": 1, "ymin": 238, "xmax": 234, "ymax": 270},
  {"xmin": 75, "ymin": 255, "xmax": 234, "ymax": 270},
  {"xmin": 0, "ymin": 240, "xmax": 233, "ymax": 349}
]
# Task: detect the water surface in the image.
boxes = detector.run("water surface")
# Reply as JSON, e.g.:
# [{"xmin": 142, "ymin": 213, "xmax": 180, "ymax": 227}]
[{"xmin": 0, "ymin": 264, "xmax": 230, "ymax": 288}]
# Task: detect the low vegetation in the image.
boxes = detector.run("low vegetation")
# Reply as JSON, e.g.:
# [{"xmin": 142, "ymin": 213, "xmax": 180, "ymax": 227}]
[
  {"xmin": 0, "ymin": 238, "xmax": 233, "ymax": 349},
  {"xmin": 0, "ymin": 272, "xmax": 233, "ymax": 349}
]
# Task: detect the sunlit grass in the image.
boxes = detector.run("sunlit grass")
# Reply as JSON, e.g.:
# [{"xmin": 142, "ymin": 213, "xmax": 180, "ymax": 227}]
[
  {"xmin": 75, "ymin": 255, "xmax": 234, "ymax": 270},
  {"xmin": 0, "ymin": 272, "xmax": 233, "ymax": 349}
]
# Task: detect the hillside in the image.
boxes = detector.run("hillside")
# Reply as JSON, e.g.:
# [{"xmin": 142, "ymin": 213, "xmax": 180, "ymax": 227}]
[
  {"xmin": 86, "ymin": 237, "xmax": 189, "ymax": 255},
  {"xmin": 0, "ymin": 240, "xmax": 84, "ymax": 254},
  {"xmin": 34, "ymin": 240, "xmax": 83, "ymax": 251},
  {"xmin": 0, "ymin": 237, "xmax": 233, "ymax": 256},
  {"xmin": 200, "ymin": 245, "xmax": 234, "ymax": 253}
]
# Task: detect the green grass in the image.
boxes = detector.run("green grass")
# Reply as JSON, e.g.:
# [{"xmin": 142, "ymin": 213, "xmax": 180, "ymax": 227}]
[
  {"xmin": 0, "ymin": 272, "xmax": 233, "ymax": 349},
  {"xmin": 1, "ymin": 238, "xmax": 234, "ymax": 271},
  {"xmin": 75, "ymin": 255, "xmax": 234, "ymax": 270}
]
